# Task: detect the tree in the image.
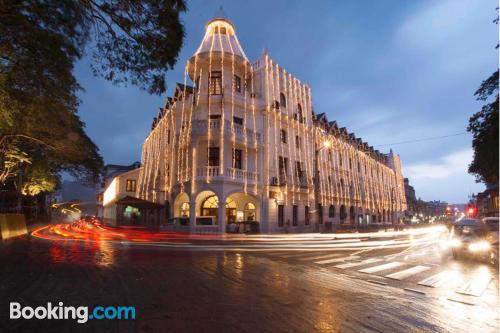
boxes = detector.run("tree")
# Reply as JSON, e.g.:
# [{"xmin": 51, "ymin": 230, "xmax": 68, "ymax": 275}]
[
  {"xmin": 0, "ymin": 0, "xmax": 187, "ymax": 197},
  {"xmin": 467, "ymin": 70, "xmax": 499, "ymax": 185}
]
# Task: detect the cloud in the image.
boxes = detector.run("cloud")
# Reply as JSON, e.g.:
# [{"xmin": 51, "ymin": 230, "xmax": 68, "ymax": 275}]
[{"xmin": 405, "ymin": 148, "xmax": 472, "ymax": 180}]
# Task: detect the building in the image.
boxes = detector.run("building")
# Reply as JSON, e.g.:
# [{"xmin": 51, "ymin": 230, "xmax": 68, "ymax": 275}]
[
  {"xmin": 474, "ymin": 184, "xmax": 499, "ymax": 217},
  {"xmin": 98, "ymin": 162, "xmax": 164, "ymax": 226},
  {"xmin": 404, "ymin": 178, "xmax": 417, "ymax": 217},
  {"xmin": 131, "ymin": 11, "xmax": 406, "ymax": 233}
]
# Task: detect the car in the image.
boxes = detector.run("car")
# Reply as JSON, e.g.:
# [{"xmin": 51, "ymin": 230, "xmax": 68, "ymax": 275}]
[
  {"xmin": 448, "ymin": 219, "xmax": 492, "ymax": 263},
  {"xmin": 481, "ymin": 217, "xmax": 499, "ymax": 265}
]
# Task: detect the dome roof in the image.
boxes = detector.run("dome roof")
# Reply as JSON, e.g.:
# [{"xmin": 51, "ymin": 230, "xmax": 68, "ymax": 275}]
[{"xmin": 193, "ymin": 8, "xmax": 248, "ymax": 61}]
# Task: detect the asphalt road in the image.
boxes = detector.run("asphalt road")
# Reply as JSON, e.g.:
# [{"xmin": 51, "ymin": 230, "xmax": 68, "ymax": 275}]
[{"xmin": 0, "ymin": 225, "xmax": 498, "ymax": 332}]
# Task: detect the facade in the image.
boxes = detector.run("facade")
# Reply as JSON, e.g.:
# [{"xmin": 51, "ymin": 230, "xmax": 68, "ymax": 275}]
[
  {"xmin": 136, "ymin": 13, "xmax": 407, "ymax": 233},
  {"xmin": 474, "ymin": 185, "xmax": 499, "ymax": 217}
]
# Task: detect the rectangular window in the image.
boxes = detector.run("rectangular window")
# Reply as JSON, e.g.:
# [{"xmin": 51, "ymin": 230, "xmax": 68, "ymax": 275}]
[
  {"xmin": 233, "ymin": 116, "xmax": 243, "ymax": 125},
  {"xmin": 292, "ymin": 205, "xmax": 298, "ymax": 226},
  {"xmin": 233, "ymin": 75, "xmax": 241, "ymax": 93},
  {"xmin": 209, "ymin": 114, "xmax": 221, "ymax": 119},
  {"xmin": 295, "ymin": 136, "xmax": 301, "ymax": 149},
  {"xmin": 318, "ymin": 204, "xmax": 323, "ymax": 224},
  {"xmin": 295, "ymin": 161, "xmax": 304, "ymax": 184},
  {"xmin": 233, "ymin": 149, "xmax": 242, "ymax": 169},
  {"xmin": 208, "ymin": 147, "xmax": 220, "ymax": 166},
  {"xmin": 126, "ymin": 180, "xmax": 136, "ymax": 192},
  {"xmin": 305, "ymin": 206, "xmax": 310, "ymax": 225},
  {"xmin": 280, "ymin": 129, "xmax": 287, "ymax": 143},
  {"xmin": 278, "ymin": 205, "xmax": 284, "ymax": 227},
  {"xmin": 209, "ymin": 71, "xmax": 222, "ymax": 95},
  {"xmin": 279, "ymin": 156, "xmax": 288, "ymax": 183}
]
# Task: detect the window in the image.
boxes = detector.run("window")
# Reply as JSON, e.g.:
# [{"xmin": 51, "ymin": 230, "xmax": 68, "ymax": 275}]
[
  {"xmin": 318, "ymin": 204, "xmax": 323, "ymax": 224},
  {"xmin": 358, "ymin": 162, "xmax": 361, "ymax": 172},
  {"xmin": 297, "ymin": 104, "xmax": 304, "ymax": 123},
  {"xmin": 328, "ymin": 151, "xmax": 332, "ymax": 161},
  {"xmin": 220, "ymin": 26, "xmax": 227, "ymax": 35},
  {"xmin": 233, "ymin": 75, "xmax": 241, "ymax": 93},
  {"xmin": 280, "ymin": 129, "xmax": 287, "ymax": 143},
  {"xmin": 305, "ymin": 206, "xmax": 310, "ymax": 225},
  {"xmin": 209, "ymin": 71, "xmax": 222, "ymax": 95},
  {"xmin": 349, "ymin": 158, "xmax": 352, "ymax": 170},
  {"xmin": 329, "ymin": 205, "xmax": 335, "ymax": 218},
  {"xmin": 280, "ymin": 93, "xmax": 286, "ymax": 108},
  {"xmin": 209, "ymin": 114, "xmax": 221, "ymax": 119},
  {"xmin": 295, "ymin": 135, "xmax": 301, "ymax": 149},
  {"xmin": 126, "ymin": 179, "xmax": 136, "ymax": 192},
  {"xmin": 233, "ymin": 149, "xmax": 242, "ymax": 169},
  {"xmin": 208, "ymin": 147, "xmax": 220, "ymax": 166},
  {"xmin": 295, "ymin": 161, "xmax": 304, "ymax": 184},
  {"xmin": 244, "ymin": 202, "xmax": 256, "ymax": 221},
  {"xmin": 279, "ymin": 156, "xmax": 288, "ymax": 183},
  {"xmin": 293, "ymin": 205, "xmax": 298, "ymax": 226},
  {"xmin": 233, "ymin": 116, "xmax": 243, "ymax": 125},
  {"xmin": 278, "ymin": 204, "xmax": 284, "ymax": 227},
  {"xmin": 339, "ymin": 154, "xmax": 343, "ymax": 166}
]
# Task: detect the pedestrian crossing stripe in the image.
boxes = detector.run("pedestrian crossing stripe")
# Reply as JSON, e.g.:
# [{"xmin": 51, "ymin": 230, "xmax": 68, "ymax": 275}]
[
  {"xmin": 417, "ymin": 270, "xmax": 460, "ymax": 288},
  {"xmin": 358, "ymin": 261, "xmax": 403, "ymax": 274},
  {"xmin": 314, "ymin": 255, "xmax": 361, "ymax": 265},
  {"xmin": 334, "ymin": 258, "xmax": 382, "ymax": 269},
  {"xmin": 277, "ymin": 252, "xmax": 327, "ymax": 258},
  {"xmin": 456, "ymin": 274, "xmax": 491, "ymax": 297},
  {"xmin": 385, "ymin": 265, "xmax": 432, "ymax": 280}
]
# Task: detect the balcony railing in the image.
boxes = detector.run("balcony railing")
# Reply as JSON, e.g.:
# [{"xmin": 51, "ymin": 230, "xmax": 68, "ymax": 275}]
[
  {"xmin": 191, "ymin": 120, "xmax": 262, "ymax": 144},
  {"xmin": 196, "ymin": 167, "xmax": 259, "ymax": 183}
]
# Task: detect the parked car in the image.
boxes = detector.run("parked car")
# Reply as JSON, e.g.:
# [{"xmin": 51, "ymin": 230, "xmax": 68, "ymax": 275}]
[
  {"xmin": 481, "ymin": 217, "xmax": 499, "ymax": 265},
  {"xmin": 448, "ymin": 219, "xmax": 492, "ymax": 262}
]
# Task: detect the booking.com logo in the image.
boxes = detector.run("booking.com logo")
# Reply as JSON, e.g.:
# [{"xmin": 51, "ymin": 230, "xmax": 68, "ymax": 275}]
[{"xmin": 10, "ymin": 302, "xmax": 136, "ymax": 324}]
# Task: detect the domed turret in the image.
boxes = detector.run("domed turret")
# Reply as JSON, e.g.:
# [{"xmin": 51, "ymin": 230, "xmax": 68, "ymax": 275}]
[{"xmin": 192, "ymin": 7, "xmax": 248, "ymax": 61}]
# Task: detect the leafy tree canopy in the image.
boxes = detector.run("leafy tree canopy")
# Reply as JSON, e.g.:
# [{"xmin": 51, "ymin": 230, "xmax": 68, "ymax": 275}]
[{"xmin": 0, "ymin": 0, "xmax": 187, "ymax": 194}]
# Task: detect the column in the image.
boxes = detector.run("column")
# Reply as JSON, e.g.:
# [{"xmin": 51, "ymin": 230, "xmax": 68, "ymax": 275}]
[
  {"xmin": 218, "ymin": 203, "xmax": 226, "ymax": 234},
  {"xmin": 189, "ymin": 199, "xmax": 196, "ymax": 233}
]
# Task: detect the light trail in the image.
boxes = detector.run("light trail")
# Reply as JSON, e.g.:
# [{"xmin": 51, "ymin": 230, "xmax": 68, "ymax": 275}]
[{"xmin": 31, "ymin": 219, "xmax": 447, "ymax": 252}]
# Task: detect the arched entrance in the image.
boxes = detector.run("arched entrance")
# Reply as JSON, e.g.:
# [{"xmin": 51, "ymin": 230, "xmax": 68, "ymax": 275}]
[
  {"xmin": 349, "ymin": 206, "xmax": 355, "ymax": 224},
  {"xmin": 225, "ymin": 192, "xmax": 260, "ymax": 223},
  {"xmin": 195, "ymin": 190, "xmax": 219, "ymax": 225}
]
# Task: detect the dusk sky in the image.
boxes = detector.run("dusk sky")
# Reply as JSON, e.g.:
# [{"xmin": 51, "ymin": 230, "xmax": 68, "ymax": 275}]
[{"xmin": 74, "ymin": 0, "xmax": 497, "ymax": 203}]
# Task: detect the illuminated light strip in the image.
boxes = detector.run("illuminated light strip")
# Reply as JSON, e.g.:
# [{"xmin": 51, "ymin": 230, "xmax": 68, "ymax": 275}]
[
  {"xmin": 169, "ymin": 104, "xmax": 177, "ymax": 192},
  {"xmin": 224, "ymin": 29, "xmax": 237, "ymax": 180},
  {"xmin": 286, "ymin": 73, "xmax": 295, "ymax": 201},
  {"xmin": 177, "ymin": 66, "xmax": 188, "ymax": 190},
  {"xmin": 291, "ymin": 76, "xmax": 300, "ymax": 204},
  {"xmin": 250, "ymin": 64, "xmax": 258, "ymax": 195},
  {"xmin": 281, "ymin": 70, "xmax": 290, "ymax": 201},
  {"xmin": 243, "ymin": 61, "xmax": 248, "ymax": 194},
  {"xmin": 270, "ymin": 59, "xmax": 281, "ymax": 198},
  {"xmin": 264, "ymin": 55, "xmax": 271, "ymax": 196},
  {"xmin": 206, "ymin": 30, "xmax": 216, "ymax": 184},
  {"xmin": 274, "ymin": 64, "xmax": 288, "ymax": 203},
  {"xmin": 217, "ymin": 27, "xmax": 225, "ymax": 176},
  {"xmin": 301, "ymin": 84, "xmax": 312, "ymax": 208}
]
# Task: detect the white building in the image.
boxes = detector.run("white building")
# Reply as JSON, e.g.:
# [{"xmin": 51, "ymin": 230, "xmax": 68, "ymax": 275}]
[{"xmin": 133, "ymin": 12, "xmax": 407, "ymax": 233}]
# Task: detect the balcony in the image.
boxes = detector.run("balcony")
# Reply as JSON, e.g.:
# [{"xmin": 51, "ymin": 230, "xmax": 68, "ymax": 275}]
[
  {"xmin": 196, "ymin": 166, "xmax": 259, "ymax": 183},
  {"xmin": 191, "ymin": 120, "xmax": 262, "ymax": 145}
]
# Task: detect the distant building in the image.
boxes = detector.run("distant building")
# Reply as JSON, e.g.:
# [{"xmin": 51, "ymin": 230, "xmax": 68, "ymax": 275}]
[
  {"xmin": 404, "ymin": 178, "xmax": 417, "ymax": 216},
  {"xmin": 474, "ymin": 184, "xmax": 499, "ymax": 217}
]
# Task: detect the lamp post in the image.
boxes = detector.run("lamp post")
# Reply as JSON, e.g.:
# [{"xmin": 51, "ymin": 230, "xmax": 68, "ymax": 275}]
[{"xmin": 314, "ymin": 139, "xmax": 332, "ymax": 231}]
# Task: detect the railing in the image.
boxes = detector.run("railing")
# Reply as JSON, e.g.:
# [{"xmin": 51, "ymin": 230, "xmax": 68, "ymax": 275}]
[
  {"xmin": 191, "ymin": 120, "xmax": 262, "ymax": 144},
  {"xmin": 196, "ymin": 167, "xmax": 258, "ymax": 183}
]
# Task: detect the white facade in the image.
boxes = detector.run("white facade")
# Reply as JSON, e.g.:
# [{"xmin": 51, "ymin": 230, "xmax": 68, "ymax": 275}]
[{"xmin": 136, "ymin": 14, "xmax": 407, "ymax": 233}]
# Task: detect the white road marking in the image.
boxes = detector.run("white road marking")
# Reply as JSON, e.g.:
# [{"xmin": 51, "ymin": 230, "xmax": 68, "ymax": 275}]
[
  {"xmin": 297, "ymin": 253, "xmax": 345, "ymax": 261},
  {"xmin": 334, "ymin": 258, "xmax": 382, "ymax": 269},
  {"xmin": 358, "ymin": 262, "xmax": 403, "ymax": 274},
  {"xmin": 456, "ymin": 275, "xmax": 491, "ymax": 297},
  {"xmin": 417, "ymin": 270, "xmax": 460, "ymax": 288},
  {"xmin": 385, "ymin": 265, "xmax": 432, "ymax": 280},
  {"xmin": 314, "ymin": 255, "xmax": 361, "ymax": 265}
]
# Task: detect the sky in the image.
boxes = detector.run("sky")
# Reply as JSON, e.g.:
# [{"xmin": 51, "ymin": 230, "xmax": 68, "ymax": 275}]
[{"xmin": 74, "ymin": 0, "xmax": 498, "ymax": 204}]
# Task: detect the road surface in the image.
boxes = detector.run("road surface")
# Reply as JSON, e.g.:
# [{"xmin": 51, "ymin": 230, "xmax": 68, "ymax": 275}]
[{"xmin": 0, "ymin": 224, "xmax": 497, "ymax": 332}]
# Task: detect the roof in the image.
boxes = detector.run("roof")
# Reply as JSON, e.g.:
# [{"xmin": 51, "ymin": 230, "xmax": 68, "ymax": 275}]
[
  {"xmin": 193, "ymin": 9, "xmax": 248, "ymax": 61},
  {"xmin": 116, "ymin": 196, "xmax": 163, "ymax": 208}
]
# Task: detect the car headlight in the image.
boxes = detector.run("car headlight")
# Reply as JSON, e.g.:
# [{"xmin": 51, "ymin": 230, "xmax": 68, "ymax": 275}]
[{"xmin": 468, "ymin": 241, "xmax": 491, "ymax": 252}]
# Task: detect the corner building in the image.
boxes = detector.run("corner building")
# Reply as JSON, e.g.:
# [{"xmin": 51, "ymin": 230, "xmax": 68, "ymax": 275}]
[{"xmin": 137, "ymin": 14, "xmax": 407, "ymax": 233}]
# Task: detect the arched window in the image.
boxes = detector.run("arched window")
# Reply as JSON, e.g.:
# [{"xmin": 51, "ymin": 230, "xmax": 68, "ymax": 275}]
[
  {"xmin": 201, "ymin": 195, "xmax": 219, "ymax": 217},
  {"xmin": 280, "ymin": 93, "xmax": 286, "ymax": 108},
  {"xmin": 329, "ymin": 205, "xmax": 335, "ymax": 218}
]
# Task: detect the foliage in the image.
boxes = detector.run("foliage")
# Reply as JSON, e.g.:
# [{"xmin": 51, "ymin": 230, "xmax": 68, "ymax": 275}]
[
  {"xmin": 467, "ymin": 70, "xmax": 499, "ymax": 185},
  {"xmin": 0, "ymin": 0, "xmax": 186, "ymax": 195}
]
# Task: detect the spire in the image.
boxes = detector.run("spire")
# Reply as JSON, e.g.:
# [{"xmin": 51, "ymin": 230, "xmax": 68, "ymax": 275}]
[{"xmin": 214, "ymin": 6, "xmax": 227, "ymax": 20}]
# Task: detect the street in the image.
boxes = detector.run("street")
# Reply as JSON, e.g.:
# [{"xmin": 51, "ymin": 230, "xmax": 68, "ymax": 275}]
[{"xmin": 0, "ymin": 225, "xmax": 498, "ymax": 332}]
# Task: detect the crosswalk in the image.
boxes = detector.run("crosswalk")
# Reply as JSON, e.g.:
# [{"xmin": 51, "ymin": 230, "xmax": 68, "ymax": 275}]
[{"xmin": 261, "ymin": 251, "xmax": 494, "ymax": 298}]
